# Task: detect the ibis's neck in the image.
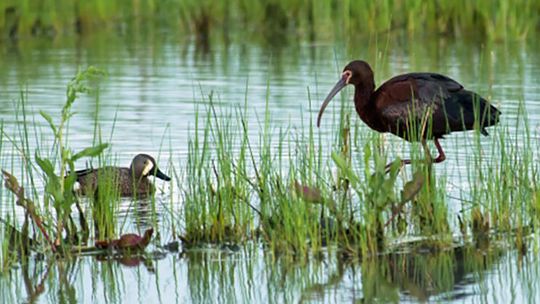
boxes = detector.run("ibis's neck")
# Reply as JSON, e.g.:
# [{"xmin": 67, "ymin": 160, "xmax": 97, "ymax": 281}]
[
  {"xmin": 353, "ymin": 81, "xmax": 375, "ymax": 115},
  {"xmin": 353, "ymin": 81, "xmax": 385, "ymax": 132}
]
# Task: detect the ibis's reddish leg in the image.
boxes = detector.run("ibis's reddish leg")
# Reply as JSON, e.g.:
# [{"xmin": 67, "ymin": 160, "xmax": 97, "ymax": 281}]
[
  {"xmin": 422, "ymin": 138, "xmax": 446, "ymax": 164},
  {"xmin": 433, "ymin": 138, "xmax": 446, "ymax": 163}
]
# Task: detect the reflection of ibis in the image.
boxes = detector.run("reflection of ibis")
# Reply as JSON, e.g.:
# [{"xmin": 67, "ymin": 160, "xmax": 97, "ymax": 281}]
[{"xmin": 317, "ymin": 60, "xmax": 501, "ymax": 167}]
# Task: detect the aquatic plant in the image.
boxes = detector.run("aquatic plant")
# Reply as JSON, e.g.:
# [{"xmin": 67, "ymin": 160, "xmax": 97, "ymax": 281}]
[
  {"xmin": 174, "ymin": 75, "xmax": 539, "ymax": 258},
  {"xmin": 181, "ymin": 93, "xmax": 255, "ymax": 244},
  {"xmin": 35, "ymin": 66, "xmax": 108, "ymax": 248},
  {"xmin": 0, "ymin": 67, "xmax": 109, "ymax": 255}
]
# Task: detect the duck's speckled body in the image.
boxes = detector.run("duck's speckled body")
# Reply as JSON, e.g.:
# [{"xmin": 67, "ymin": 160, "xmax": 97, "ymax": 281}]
[{"xmin": 75, "ymin": 154, "xmax": 170, "ymax": 197}]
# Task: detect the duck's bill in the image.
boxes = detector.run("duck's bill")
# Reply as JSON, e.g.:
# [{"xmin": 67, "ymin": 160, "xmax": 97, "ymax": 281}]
[
  {"xmin": 154, "ymin": 168, "xmax": 171, "ymax": 181},
  {"xmin": 317, "ymin": 76, "xmax": 348, "ymax": 127}
]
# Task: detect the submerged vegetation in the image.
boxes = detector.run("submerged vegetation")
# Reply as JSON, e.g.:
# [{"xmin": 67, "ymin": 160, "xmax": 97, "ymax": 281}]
[{"xmin": 1, "ymin": 0, "xmax": 539, "ymax": 41}]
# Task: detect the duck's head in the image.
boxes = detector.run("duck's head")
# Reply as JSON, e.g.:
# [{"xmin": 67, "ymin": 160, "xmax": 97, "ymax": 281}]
[{"xmin": 131, "ymin": 154, "xmax": 171, "ymax": 181}]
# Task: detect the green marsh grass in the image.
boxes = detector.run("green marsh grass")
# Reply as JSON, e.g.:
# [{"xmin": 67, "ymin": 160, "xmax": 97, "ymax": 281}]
[
  {"xmin": 182, "ymin": 93, "xmax": 255, "ymax": 244},
  {"xmin": 0, "ymin": 66, "xmax": 538, "ymax": 267},
  {"xmin": 180, "ymin": 83, "xmax": 449, "ymax": 256},
  {"xmin": 34, "ymin": 67, "xmax": 111, "ymax": 247},
  {"xmin": 1, "ymin": 1, "xmax": 538, "ymax": 41},
  {"xmin": 462, "ymin": 99, "xmax": 539, "ymax": 248},
  {"xmin": 0, "ymin": 67, "xmax": 145, "ymax": 260},
  {"xmin": 178, "ymin": 78, "xmax": 539, "ymax": 258}
]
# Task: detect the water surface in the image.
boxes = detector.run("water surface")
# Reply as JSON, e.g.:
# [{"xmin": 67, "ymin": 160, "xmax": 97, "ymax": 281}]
[{"xmin": 0, "ymin": 30, "xmax": 539, "ymax": 303}]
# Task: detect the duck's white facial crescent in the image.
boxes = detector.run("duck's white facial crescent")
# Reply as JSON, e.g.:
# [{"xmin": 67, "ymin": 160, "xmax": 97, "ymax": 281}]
[
  {"xmin": 73, "ymin": 181, "xmax": 81, "ymax": 192},
  {"xmin": 142, "ymin": 160, "xmax": 154, "ymax": 176}
]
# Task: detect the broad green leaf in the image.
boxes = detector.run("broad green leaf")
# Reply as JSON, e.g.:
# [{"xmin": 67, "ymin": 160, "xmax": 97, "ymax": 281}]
[
  {"xmin": 42, "ymin": 171, "xmax": 63, "ymax": 210},
  {"xmin": 331, "ymin": 152, "xmax": 360, "ymax": 186},
  {"xmin": 62, "ymin": 149, "xmax": 71, "ymax": 161},
  {"xmin": 389, "ymin": 158, "xmax": 402, "ymax": 175},
  {"xmin": 401, "ymin": 170, "xmax": 425, "ymax": 203},
  {"xmin": 35, "ymin": 153, "xmax": 56, "ymax": 179},
  {"xmin": 39, "ymin": 110, "xmax": 57, "ymax": 135},
  {"xmin": 72, "ymin": 143, "xmax": 109, "ymax": 161},
  {"xmin": 36, "ymin": 153, "xmax": 66, "ymax": 209},
  {"xmin": 63, "ymin": 172, "xmax": 78, "ymax": 191},
  {"xmin": 44, "ymin": 180, "xmax": 62, "ymax": 205},
  {"xmin": 60, "ymin": 170, "xmax": 79, "ymax": 211}
]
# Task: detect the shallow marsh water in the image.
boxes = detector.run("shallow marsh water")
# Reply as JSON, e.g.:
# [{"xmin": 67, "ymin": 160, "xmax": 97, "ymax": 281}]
[{"xmin": 0, "ymin": 29, "xmax": 539, "ymax": 303}]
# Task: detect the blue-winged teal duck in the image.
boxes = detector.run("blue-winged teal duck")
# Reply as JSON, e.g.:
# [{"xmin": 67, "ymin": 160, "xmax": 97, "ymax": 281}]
[{"xmin": 74, "ymin": 154, "xmax": 171, "ymax": 197}]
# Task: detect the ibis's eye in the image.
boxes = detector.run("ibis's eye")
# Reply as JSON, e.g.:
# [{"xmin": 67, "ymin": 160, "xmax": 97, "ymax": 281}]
[{"xmin": 342, "ymin": 70, "xmax": 353, "ymax": 84}]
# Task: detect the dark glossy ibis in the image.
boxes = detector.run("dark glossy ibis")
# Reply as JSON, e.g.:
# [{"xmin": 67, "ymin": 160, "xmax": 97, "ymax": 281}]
[{"xmin": 317, "ymin": 60, "xmax": 501, "ymax": 168}]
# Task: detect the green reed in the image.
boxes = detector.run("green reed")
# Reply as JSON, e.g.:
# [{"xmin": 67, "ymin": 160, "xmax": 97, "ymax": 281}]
[
  {"xmin": 0, "ymin": 67, "xmax": 125, "ymax": 259},
  {"xmin": 461, "ymin": 98, "xmax": 539, "ymax": 249},
  {"xmin": 182, "ymin": 92, "xmax": 255, "ymax": 244},
  {"xmin": 179, "ymin": 76, "xmax": 539, "ymax": 257},
  {"xmin": 180, "ymin": 81, "xmax": 443, "ymax": 256},
  {"xmin": 0, "ymin": 89, "xmax": 41, "ymax": 266},
  {"xmin": 1, "ymin": 1, "xmax": 538, "ymax": 41},
  {"xmin": 0, "ymin": 65, "xmax": 538, "ymax": 264}
]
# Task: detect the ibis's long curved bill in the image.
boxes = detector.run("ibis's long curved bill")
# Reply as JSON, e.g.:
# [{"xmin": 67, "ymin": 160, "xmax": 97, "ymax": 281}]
[{"xmin": 317, "ymin": 74, "xmax": 349, "ymax": 127}]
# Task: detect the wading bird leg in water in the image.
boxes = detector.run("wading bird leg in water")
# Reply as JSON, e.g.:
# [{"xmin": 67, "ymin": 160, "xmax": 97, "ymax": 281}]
[{"xmin": 432, "ymin": 138, "xmax": 446, "ymax": 163}]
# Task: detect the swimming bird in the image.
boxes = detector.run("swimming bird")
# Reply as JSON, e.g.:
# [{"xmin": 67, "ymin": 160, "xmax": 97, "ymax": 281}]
[
  {"xmin": 317, "ymin": 60, "xmax": 501, "ymax": 168},
  {"xmin": 95, "ymin": 228, "xmax": 154, "ymax": 251},
  {"xmin": 74, "ymin": 154, "xmax": 171, "ymax": 197}
]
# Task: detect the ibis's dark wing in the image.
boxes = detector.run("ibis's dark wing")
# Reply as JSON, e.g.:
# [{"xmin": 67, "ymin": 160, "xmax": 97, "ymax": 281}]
[{"xmin": 375, "ymin": 73, "xmax": 500, "ymax": 140}]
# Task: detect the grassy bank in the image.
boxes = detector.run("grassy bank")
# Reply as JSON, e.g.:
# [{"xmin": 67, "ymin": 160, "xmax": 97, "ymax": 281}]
[{"xmin": 0, "ymin": 0, "xmax": 538, "ymax": 41}]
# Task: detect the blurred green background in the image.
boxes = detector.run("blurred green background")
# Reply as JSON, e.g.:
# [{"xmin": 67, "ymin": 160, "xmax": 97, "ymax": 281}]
[{"xmin": 1, "ymin": 0, "xmax": 538, "ymax": 41}]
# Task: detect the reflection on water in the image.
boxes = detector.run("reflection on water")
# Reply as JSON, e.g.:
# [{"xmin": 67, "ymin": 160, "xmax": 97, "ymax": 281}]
[
  {"xmin": 0, "ymin": 29, "xmax": 539, "ymax": 303},
  {"xmin": 2, "ymin": 242, "xmax": 537, "ymax": 303}
]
